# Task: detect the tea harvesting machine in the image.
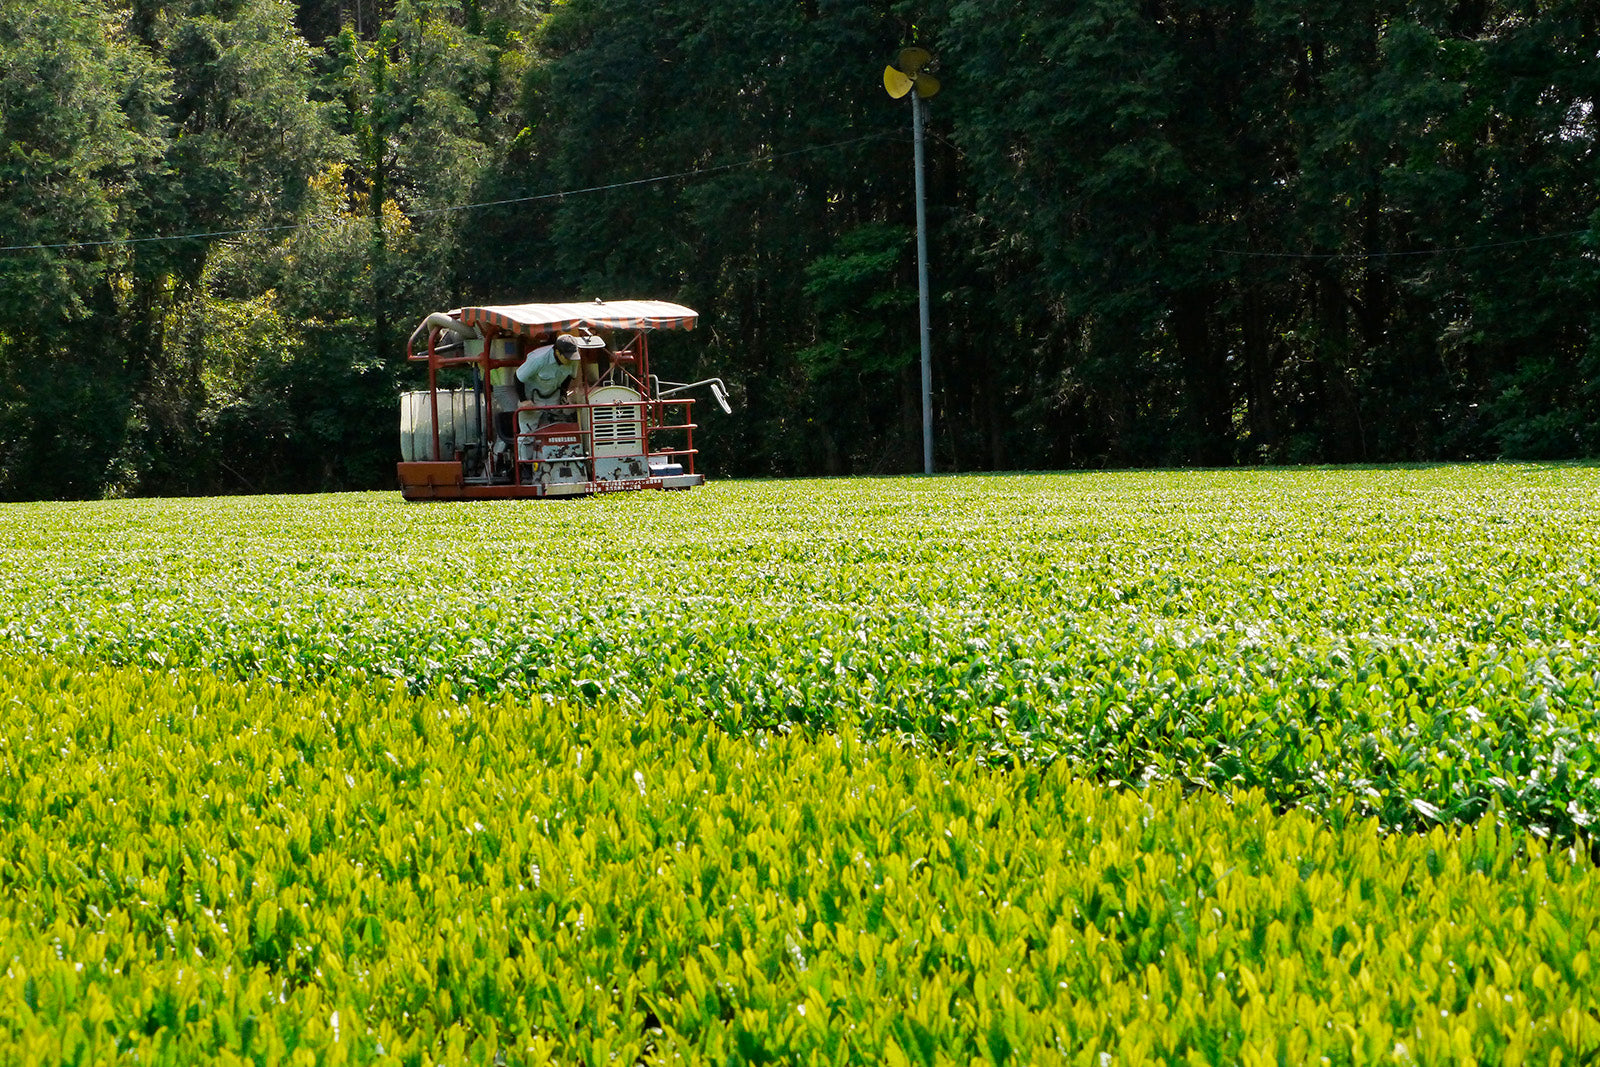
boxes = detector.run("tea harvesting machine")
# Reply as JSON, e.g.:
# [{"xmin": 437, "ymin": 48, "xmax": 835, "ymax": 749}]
[{"xmin": 396, "ymin": 299, "xmax": 729, "ymax": 500}]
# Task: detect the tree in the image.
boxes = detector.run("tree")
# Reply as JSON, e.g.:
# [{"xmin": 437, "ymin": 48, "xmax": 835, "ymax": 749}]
[
  {"xmin": 121, "ymin": 0, "xmax": 344, "ymax": 492},
  {"xmin": 0, "ymin": 0, "xmax": 169, "ymax": 498},
  {"xmin": 482, "ymin": 0, "xmax": 932, "ymax": 475}
]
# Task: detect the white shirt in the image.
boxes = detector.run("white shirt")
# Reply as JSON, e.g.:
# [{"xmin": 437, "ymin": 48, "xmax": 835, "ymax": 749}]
[{"xmin": 515, "ymin": 345, "xmax": 576, "ymax": 399}]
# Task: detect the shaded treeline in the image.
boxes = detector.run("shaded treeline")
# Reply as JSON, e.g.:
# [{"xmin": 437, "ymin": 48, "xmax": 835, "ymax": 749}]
[{"xmin": 1, "ymin": 0, "xmax": 1596, "ymax": 498}]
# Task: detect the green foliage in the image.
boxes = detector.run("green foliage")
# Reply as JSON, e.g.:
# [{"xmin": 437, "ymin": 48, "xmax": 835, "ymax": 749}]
[
  {"xmin": 490, "ymin": 0, "xmax": 922, "ymax": 475},
  {"xmin": 3, "ymin": 0, "xmax": 1599, "ymax": 494},
  {"xmin": 935, "ymin": 0, "xmax": 1600, "ymax": 467},
  {"xmin": 148, "ymin": 0, "xmax": 339, "ymax": 225},
  {"xmin": 0, "ymin": 0, "xmax": 170, "ymax": 499},
  {"xmin": 800, "ymin": 223, "xmax": 916, "ymax": 381},
  {"xmin": 0, "ymin": 659, "xmax": 1597, "ymax": 1063},
  {"xmin": 0, "ymin": 0, "xmax": 531, "ymax": 499},
  {"xmin": 1, "ymin": 465, "xmax": 1597, "ymax": 841},
  {"xmin": 156, "ymin": 165, "xmax": 421, "ymax": 493},
  {"xmin": 0, "ymin": 0, "xmax": 169, "ymax": 322},
  {"xmin": 796, "ymin": 223, "xmax": 918, "ymax": 473}
]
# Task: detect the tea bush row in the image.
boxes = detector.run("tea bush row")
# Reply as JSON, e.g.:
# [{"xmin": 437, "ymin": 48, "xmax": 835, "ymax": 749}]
[
  {"xmin": 2, "ymin": 660, "xmax": 1597, "ymax": 1065},
  {"xmin": 1, "ymin": 466, "xmax": 1596, "ymax": 835}
]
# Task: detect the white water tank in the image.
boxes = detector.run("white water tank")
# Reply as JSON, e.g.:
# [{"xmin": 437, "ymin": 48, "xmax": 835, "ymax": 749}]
[{"xmin": 399, "ymin": 389, "xmax": 484, "ymax": 462}]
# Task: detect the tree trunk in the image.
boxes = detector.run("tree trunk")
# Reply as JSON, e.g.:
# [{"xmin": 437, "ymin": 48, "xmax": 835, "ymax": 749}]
[
  {"xmin": 1173, "ymin": 287, "xmax": 1230, "ymax": 465},
  {"xmin": 1242, "ymin": 286, "xmax": 1277, "ymax": 459}
]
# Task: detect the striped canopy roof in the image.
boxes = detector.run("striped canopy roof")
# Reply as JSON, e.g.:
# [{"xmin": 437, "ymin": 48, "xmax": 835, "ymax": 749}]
[{"xmin": 455, "ymin": 299, "xmax": 697, "ymax": 337}]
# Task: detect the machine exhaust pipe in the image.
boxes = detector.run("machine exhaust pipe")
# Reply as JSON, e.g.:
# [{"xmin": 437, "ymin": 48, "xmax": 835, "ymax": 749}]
[
  {"xmin": 425, "ymin": 312, "xmax": 479, "ymax": 338},
  {"xmin": 408, "ymin": 312, "xmax": 481, "ymax": 355}
]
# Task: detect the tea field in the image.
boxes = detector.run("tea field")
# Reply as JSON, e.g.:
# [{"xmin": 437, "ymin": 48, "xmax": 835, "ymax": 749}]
[{"xmin": 1, "ymin": 465, "xmax": 1598, "ymax": 1063}]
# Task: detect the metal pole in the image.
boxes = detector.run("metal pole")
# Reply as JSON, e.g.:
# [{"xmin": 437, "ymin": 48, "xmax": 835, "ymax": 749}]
[{"xmin": 913, "ymin": 91, "xmax": 934, "ymax": 475}]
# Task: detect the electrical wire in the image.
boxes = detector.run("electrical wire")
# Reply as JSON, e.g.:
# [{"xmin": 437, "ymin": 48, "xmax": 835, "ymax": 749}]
[
  {"xmin": 16, "ymin": 125, "xmax": 1581, "ymax": 264},
  {"xmin": 0, "ymin": 130, "xmax": 898, "ymax": 254},
  {"xmin": 1212, "ymin": 227, "xmax": 1592, "ymax": 261},
  {"xmin": 408, "ymin": 132, "xmax": 897, "ymax": 218},
  {"xmin": 916, "ymin": 125, "xmax": 1596, "ymax": 264}
]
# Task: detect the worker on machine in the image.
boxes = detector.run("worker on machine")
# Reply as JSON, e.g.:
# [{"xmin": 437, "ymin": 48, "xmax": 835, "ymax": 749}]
[
  {"xmin": 514, "ymin": 332, "xmax": 604, "ymax": 462},
  {"xmin": 516, "ymin": 334, "xmax": 582, "ymax": 412}
]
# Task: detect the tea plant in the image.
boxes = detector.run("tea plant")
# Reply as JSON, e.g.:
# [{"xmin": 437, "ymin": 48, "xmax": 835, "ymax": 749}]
[
  {"xmin": 0, "ymin": 465, "xmax": 1596, "ymax": 835},
  {"xmin": 1, "ymin": 661, "xmax": 1596, "ymax": 1064}
]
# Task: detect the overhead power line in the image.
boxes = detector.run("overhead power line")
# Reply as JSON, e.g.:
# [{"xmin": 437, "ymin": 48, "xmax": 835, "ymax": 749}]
[
  {"xmin": 1213, "ymin": 227, "xmax": 1592, "ymax": 261},
  {"xmin": 916, "ymin": 124, "xmax": 1594, "ymax": 263},
  {"xmin": 0, "ymin": 131, "xmax": 898, "ymax": 254}
]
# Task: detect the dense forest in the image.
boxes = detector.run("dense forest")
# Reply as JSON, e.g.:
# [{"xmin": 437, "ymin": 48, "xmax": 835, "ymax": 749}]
[{"xmin": 1, "ymin": 0, "xmax": 1597, "ymax": 498}]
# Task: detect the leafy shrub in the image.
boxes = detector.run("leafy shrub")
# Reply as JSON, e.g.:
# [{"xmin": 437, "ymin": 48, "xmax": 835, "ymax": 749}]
[
  {"xmin": 1, "ymin": 660, "xmax": 1596, "ymax": 1064},
  {"xmin": 0, "ymin": 466, "xmax": 1595, "ymax": 837}
]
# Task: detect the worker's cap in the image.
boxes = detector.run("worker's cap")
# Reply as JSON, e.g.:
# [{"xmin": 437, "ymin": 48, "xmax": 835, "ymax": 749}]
[{"xmin": 553, "ymin": 333, "xmax": 605, "ymax": 360}]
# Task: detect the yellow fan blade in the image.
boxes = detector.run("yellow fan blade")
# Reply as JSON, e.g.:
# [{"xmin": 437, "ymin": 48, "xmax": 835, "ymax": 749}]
[
  {"xmin": 914, "ymin": 72, "xmax": 941, "ymax": 99},
  {"xmin": 895, "ymin": 46, "xmax": 933, "ymax": 76},
  {"xmin": 884, "ymin": 64, "xmax": 914, "ymax": 99}
]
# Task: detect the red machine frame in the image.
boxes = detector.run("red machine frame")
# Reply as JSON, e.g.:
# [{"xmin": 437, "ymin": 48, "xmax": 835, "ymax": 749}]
[{"xmin": 397, "ymin": 300, "xmax": 708, "ymax": 500}]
